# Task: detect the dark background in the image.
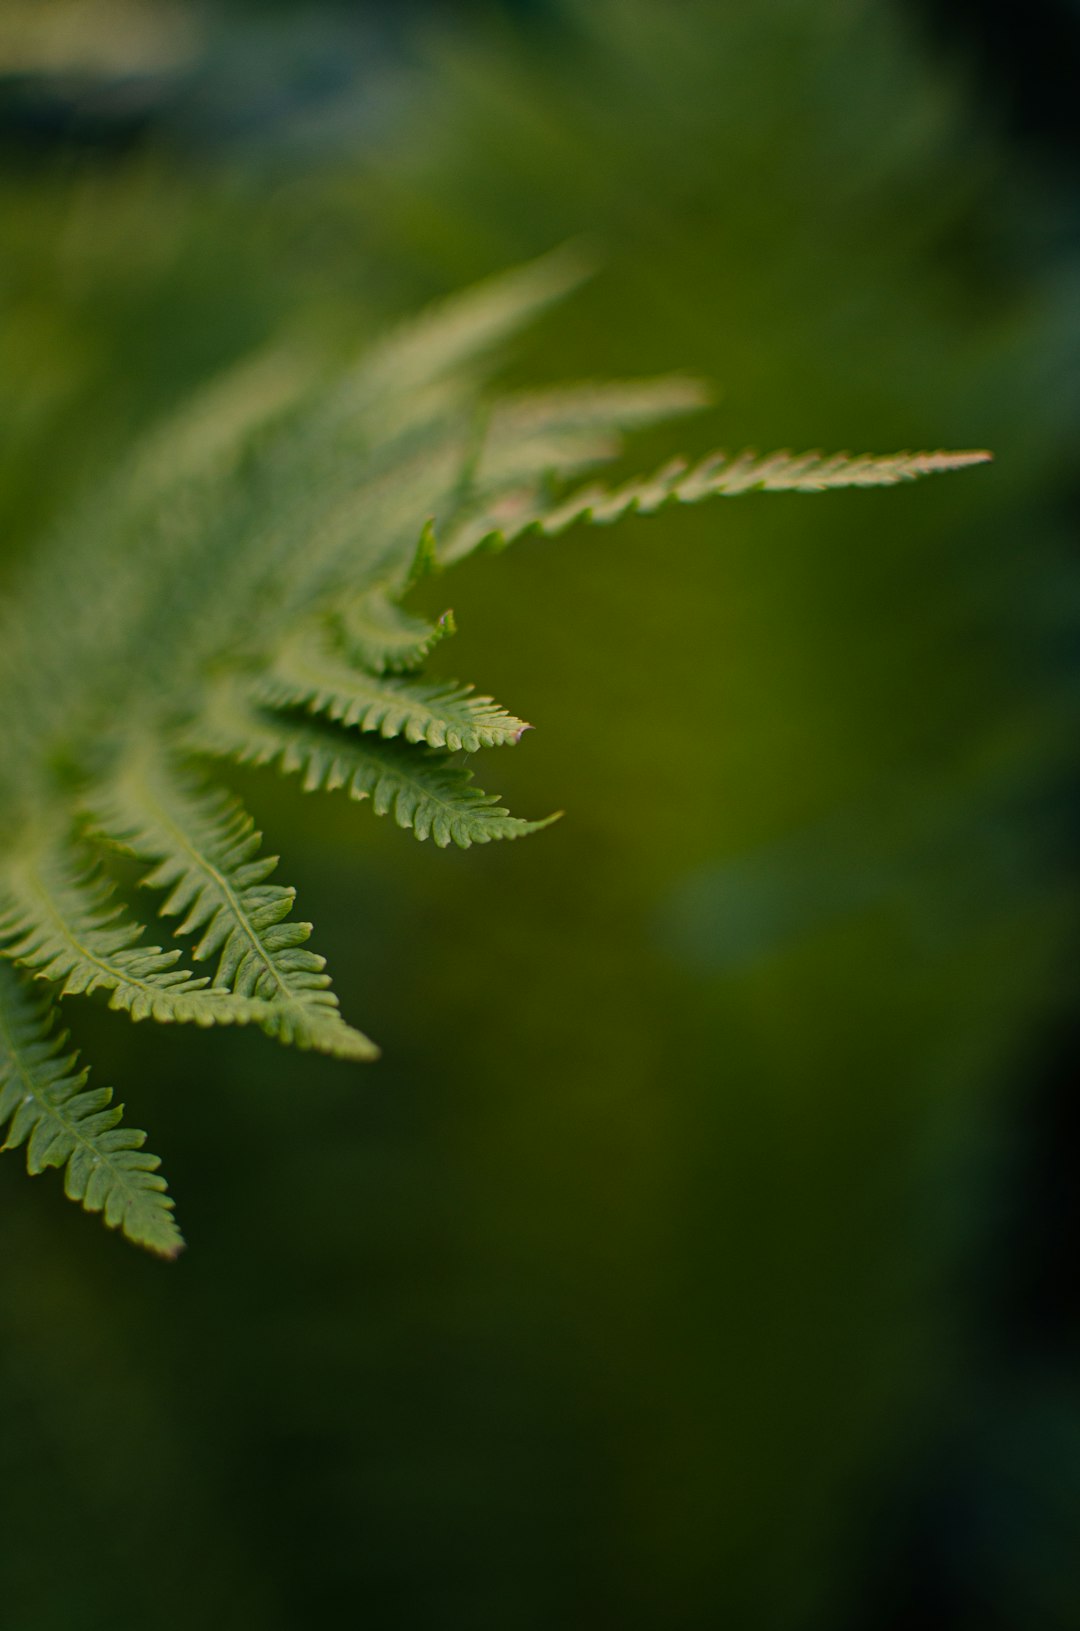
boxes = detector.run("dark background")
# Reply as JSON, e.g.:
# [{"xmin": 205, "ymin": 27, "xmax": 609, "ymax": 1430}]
[{"xmin": 0, "ymin": 2, "xmax": 1077, "ymax": 1626}]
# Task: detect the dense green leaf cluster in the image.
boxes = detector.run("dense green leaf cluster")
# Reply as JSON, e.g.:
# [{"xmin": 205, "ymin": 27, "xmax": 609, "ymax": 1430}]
[{"xmin": 0, "ymin": 251, "xmax": 986, "ymax": 1251}]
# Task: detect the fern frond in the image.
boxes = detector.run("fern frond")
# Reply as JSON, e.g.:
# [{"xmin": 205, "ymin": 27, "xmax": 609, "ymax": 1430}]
[
  {"xmin": 493, "ymin": 376, "xmax": 712, "ymax": 434},
  {"xmin": 191, "ymin": 683, "xmax": 554, "ymax": 849},
  {"xmin": 0, "ymin": 833, "xmax": 269, "ymax": 1028},
  {"xmin": 84, "ymin": 744, "xmax": 377, "ymax": 1062},
  {"xmin": 343, "ymin": 245, "xmax": 592, "ymax": 407},
  {"xmin": 254, "ymin": 625, "xmax": 530, "ymax": 751},
  {"xmin": 476, "ymin": 376, "xmax": 711, "ymax": 488},
  {"xmin": 0, "ymin": 250, "xmax": 991, "ymax": 1253},
  {"xmin": 567, "ymin": 446, "xmax": 992, "ymax": 504},
  {"xmin": 0, "ymin": 961, "xmax": 183, "ymax": 1257},
  {"xmin": 441, "ymin": 446, "xmax": 993, "ymax": 562},
  {"xmin": 127, "ymin": 340, "xmax": 323, "ymax": 503},
  {"xmin": 341, "ymin": 591, "xmax": 456, "ymax": 674}
]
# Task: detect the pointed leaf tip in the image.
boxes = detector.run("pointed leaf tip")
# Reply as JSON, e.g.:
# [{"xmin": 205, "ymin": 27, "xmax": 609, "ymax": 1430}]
[
  {"xmin": 408, "ymin": 517, "xmax": 442, "ymax": 585},
  {"xmin": 152, "ymin": 1234, "xmax": 186, "ymax": 1262}
]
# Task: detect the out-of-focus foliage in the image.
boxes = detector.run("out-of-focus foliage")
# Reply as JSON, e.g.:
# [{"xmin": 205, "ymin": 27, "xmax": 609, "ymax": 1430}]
[{"xmin": 0, "ymin": 0, "xmax": 1077, "ymax": 1626}]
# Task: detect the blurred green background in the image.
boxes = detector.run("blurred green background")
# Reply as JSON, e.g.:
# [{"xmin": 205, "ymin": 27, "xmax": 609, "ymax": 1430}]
[{"xmin": 1, "ymin": 2, "xmax": 1079, "ymax": 1626}]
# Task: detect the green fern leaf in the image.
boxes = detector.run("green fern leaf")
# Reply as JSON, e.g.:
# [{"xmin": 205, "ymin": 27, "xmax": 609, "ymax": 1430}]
[
  {"xmin": 442, "ymin": 445, "xmax": 993, "ymax": 562},
  {"xmin": 0, "ymin": 961, "xmax": 183, "ymax": 1257},
  {"xmin": 0, "ymin": 832, "xmax": 269, "ymax": 1028},
  {"xmin": 84, "ymin": 743, "xmax": 378, "ymax": 1062},
  {"xmin": 340, "ymin": 591, "xmax": 456, "ymax": 674},
  {"xmin": 344, "ymin": 244, "xmax": 592, "ymax": 406},
  {"xmin": 191, "ymin": 682, "xmax": 555, "ymax": 849},
  {"xmin": 255, "ymin": 625, "xmax": 530, "ymax": 752},
  {"xmin": 476, "ymin": 376, "xmax": 711, "ymax": 488}
]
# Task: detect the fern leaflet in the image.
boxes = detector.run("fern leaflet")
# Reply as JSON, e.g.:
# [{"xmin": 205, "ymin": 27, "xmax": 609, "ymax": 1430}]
[
  {"xmin": 0, "ymin": 832, "xmax": 270, "ymax": 1028},
  {"xmin": 85, "ymin": 742, "xmax": 377, "ymax": 1061},
  {"xmin": 341, "ymin": 592, "xmax": 456, "ymax": 673},
  {"xmin": 191, "ymin": 681, "xmax": 555, "ymax": 849},
  {"xmin": 442, "ymin": 446, "xmax": 992, "ymax": 562},
  {"xmin": 255, "ymin": 625, "xmax": 531, "ymax": 752},
  {"xmin": 0, "ymin": 961, "xmax": 183, "ymax": 1257}
]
